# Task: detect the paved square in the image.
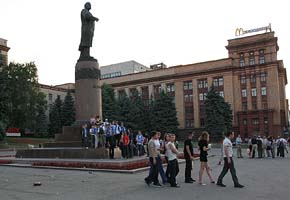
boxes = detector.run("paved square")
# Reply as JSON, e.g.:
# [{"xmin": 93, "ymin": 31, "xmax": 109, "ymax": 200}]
[{"xmin": 0, "ymin": 149, "xmax": 289, "ymax": 200}]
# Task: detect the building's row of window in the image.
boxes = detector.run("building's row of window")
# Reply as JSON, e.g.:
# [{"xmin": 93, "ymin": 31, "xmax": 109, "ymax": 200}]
[
  {"xmin": 239, "ymin": 49, "xmax": 265, "ymax": 67},
  {"xmin": 0, "ymin": 53, "xmax": 8, "ymax": 65},
  {"xmin": 140, "ymin": 78, "xmax": 224, "ymax": 95},
  {"xmin": 184, "ymin": 91, "xmax": 224, "ymax": 102},
  {"xmin": 240, "ymin": 73, "xmax": 267, "ymax": 84},
  {"xmin": 48, "ymin": 93, "xmax": 61, "ymax": 102},
  {"xmin": 242, "ymin": 117, "xmax": 268, "ymax": 125},
  {"xmin": 121, "ymin": 77, "xmax": 225, "ymax": 99},
  {"xmin": 186, "ymin": 115, "xmax": 269, "ymax": 129},
  {"xmin": 185, "ymin": 119, "xmax": 194, "ymax": 128},
  {"xmin": 167, "ymin": 84, "xmax": 175, "ymax": 92},
  {"xmin": 101, "ymin": 71, "xmax": 121, "ymax": 79},
  {"xmin": 213, "ymin": 77, "xmax": 224, "ymax": 87},
  {"xmin": 185, "ymin": 77, "xmax": 224, "ymax": 90},
  {"xmin": 198, "ymin": 79, "xmax": 208, "ymax": 89},
  {"xmin": 241, "ymin": 101, "xmax": 268, "ymax": 110},
  {"xmin": 241, "ymin": 87, "xmax": 267, "ymax": 97}
]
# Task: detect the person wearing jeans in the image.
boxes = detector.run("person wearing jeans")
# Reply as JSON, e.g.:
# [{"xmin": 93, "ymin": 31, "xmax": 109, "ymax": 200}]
[
  {"xmin": 136, "ymin": 131, "xmax": 145, "ymax": 156},
  {"xmin": 166, "ymin": 134, "xmax": 180, "ymax": 187},
  {"xmin": 144, "ymin": 131, "xmax": 162, "ymax": 187},
  {"xmin": 217, "ymin": 132, "xmax": 244, "ymax": 188}
]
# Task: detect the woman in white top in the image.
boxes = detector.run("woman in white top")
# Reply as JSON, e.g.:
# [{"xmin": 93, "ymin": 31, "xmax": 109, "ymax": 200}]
[
  {"xmin": 164, "ymin": 133, "xmax": 171, "ymax": 179},
  {"xmin": 165, "ymin": 134, "xmax": 180, "ymax": 187}
]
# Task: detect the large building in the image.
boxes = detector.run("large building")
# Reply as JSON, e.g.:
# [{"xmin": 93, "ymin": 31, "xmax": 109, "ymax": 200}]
[
  {"xmin": 102, "ymin": 32, "xmax": 288, "ymax": 138},
  {"xmin": 39, "ymin": 84, "xmax": 73, "ymax": 117},
  {"xmin": 100, "ymin": 60, "xmax": 150, "ymax": 79},
  {"xmin": 0, "ymin": 38, "xmax": 9, "ymax": 66}
]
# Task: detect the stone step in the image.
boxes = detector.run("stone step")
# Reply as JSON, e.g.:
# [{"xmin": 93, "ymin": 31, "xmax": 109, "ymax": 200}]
[{"xmin": 43, "ymin": 142, "xmax": 82, "ymax": 148}]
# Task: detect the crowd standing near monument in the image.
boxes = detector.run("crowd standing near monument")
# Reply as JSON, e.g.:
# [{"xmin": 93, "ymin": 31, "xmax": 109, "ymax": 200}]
[
  {"xmin": 81, "ymin": 115, "xmax": 289, "ymax": 190},
  {"xmin": 81, "ymin": 115, "xmax": 148, "ymax": 159}
]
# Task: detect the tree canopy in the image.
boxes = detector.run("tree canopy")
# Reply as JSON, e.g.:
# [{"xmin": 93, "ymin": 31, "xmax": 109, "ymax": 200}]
[
  {"xmin": 0, "ymin": 62, "xmax": 47, "ymax": 135},
  {"xmin": 62, "ymin": 91, "xmax": 75, "ymax": 126},
  {"xmin": 102, "ymin": 86, "xmax": 179, "ymax": 135},
  {"xmin": 205, "ymin": 86, "xmax": 233, "ymax": 139}
]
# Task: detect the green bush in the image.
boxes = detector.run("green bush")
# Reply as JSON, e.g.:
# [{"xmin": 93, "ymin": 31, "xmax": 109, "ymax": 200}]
[
  {"xmin": 0, "ymin": 122, "xmax": 6, "ymax": 141},
  {"xmin": 0, "ymin": 133, "xmax": 5, "ymax": 141}
]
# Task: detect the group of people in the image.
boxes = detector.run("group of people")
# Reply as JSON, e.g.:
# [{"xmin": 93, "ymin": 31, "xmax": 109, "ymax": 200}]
[
  {"xmin": 144, "ymin": 131, "xmax": 180, "ymax": 187},
  {"xmin": 81, "ymin": 116, "xmax": 147, "ymax": 159},
  {"xmin": 144, "ymin": 131, "xmax": 244, "ymax": 188},
  {"xmin": 235, "ymin": 135, "xmax": 289, "ymax": 159}
]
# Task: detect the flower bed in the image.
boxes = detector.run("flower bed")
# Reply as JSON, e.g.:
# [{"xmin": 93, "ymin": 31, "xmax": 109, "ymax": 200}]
[
  {"xmin": 0, "ymin": 160, "xmax": 12, "ymax": 164},
  {"xmin": 32, "ymin": 153, "xmax": 200, "ymax": 170},
  {"xmin": 32, "ymin": 159, "xmax": 151, "ymax": 170}
]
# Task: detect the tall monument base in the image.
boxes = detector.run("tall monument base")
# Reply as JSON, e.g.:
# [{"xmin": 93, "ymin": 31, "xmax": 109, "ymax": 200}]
[{"xmin": 75, "ymin": 59, "xmax": 102, "ymax": 123}]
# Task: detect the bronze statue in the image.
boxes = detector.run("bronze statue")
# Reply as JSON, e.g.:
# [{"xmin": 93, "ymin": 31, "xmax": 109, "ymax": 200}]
[{"xmin": 79, "ymin": 2, "xmax": 99, "ymax": 60}]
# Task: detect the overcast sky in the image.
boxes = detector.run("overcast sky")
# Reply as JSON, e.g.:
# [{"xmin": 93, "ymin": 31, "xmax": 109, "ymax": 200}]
[{"xmin": 1, "ymin": 0, "xmax": 289, "ymax": 98}]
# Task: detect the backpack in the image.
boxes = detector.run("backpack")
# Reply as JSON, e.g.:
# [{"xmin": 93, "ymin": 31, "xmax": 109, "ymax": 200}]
[{"xmin": 278, "ymin": 140, "xmax": 285, "ymax": 148}]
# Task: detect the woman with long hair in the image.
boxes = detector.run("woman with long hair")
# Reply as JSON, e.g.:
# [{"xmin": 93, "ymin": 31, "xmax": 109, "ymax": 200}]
[{"xmin": 198, "ymin": 131, "xmax": 215, "ymax": 185}]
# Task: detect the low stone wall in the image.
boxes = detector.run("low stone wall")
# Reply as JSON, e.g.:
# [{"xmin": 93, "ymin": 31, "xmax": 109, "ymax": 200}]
[{"xmin": 16, "ymin": 147, "xmax": 109, "ymax": 159}]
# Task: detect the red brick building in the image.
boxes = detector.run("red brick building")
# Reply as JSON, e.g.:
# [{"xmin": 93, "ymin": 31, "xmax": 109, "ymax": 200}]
[{"xmin": 102, "ymin": 32, "xmax": 288, "ymax": 138}]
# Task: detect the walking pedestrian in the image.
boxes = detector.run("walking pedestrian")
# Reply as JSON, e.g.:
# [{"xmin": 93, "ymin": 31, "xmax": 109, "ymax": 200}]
[
  {"xmin": 216, "ymin": 132, "xmax": 244, "ymax": 188},
  {"xmin": 198, "ymin": 131, "xmax": 215, "ymax": 185},
  {"xmin": 184, "ymin": 132, "xmax": 196, "ymax": 183},
  {"xmin": 144, "ymin": 131, "xmax": 162, "ymax": 187}
]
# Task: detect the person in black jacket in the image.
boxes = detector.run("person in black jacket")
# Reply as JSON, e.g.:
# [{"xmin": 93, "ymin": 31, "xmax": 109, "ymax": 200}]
[{"xmin": 184, "ymin": 132, "xmax": 196, "ymax": 183}]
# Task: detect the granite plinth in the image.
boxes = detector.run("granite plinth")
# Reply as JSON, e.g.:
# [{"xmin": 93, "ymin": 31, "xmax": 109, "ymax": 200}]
[
  {"xmin": 75, "ymin": 60, "xmax": 102, "ymax": 122},
  {"xmin": 55, "ymin": 125, "xmax": 82, "ymax": 142},
  {"xmin": 42, "ymin": 125, "xmax": 82, "ymax": 148}
]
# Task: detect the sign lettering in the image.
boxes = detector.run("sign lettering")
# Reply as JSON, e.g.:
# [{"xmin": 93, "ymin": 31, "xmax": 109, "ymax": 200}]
[{"xmin": 235, "ymin": 23, "xmax": 272, "ymax": 36}]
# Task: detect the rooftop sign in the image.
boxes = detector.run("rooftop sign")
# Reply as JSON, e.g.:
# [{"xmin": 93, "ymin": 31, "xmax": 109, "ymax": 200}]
[{"xmin": 235, "ymin": 23, "xmax": 272, "ymax": 36}]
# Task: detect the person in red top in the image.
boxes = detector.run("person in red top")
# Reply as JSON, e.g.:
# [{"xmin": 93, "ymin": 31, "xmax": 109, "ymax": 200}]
[{"xmin": 122, "ymin": 132, "xmax": 130, "ymax": 158}]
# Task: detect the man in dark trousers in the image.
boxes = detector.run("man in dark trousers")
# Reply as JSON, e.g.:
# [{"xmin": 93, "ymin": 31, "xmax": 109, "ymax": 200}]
[
  {"xmin": 217, "ymin": 132, "xmax": 244, "ymax": 188},
  {"xmin": 257, "ymin": 136, "xmax": 263, "ymax": 158},
  {"xmin": 81, "ymin": 124, "xmax": 89, "ymax": 148},
  {"xmin": 184, "ymin": 132, "xmax": 196, "ymax": 183}
]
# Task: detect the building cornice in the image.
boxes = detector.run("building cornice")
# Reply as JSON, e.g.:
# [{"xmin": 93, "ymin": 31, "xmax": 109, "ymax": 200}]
[
  {"xmin": 0, "ymin": 45, "xmax": 10, "ymax": 52},
  {"xmin": 39, "ymin": 83, "xmax": 71, "ymax": 92}
]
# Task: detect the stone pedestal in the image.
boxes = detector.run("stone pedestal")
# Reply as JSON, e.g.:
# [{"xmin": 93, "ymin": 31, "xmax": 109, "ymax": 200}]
[
  {"xmin": 43, "ymin": 125, "xmax": 82, "ymax": 148},
  {"xmin": 75, "ymin": 60, "xmax": 102, "ymax": 123}
]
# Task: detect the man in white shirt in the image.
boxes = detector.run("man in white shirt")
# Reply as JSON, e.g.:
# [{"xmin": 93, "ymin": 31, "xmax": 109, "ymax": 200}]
[{"xmin": 217, "ymin": 132, "xmax": 244, "ymax": 188}]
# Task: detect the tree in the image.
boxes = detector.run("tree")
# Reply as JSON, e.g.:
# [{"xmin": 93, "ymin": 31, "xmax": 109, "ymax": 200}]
[
  {"xmin": 35, "ymin": 106, "xmax": 48, "ymax": 137},
  {"xmin": 126, "ymin": 90, "xmax": 148, "ymax": 132},
  {"xmin": 116, "ymin": 94, "xmax": 131, "ymax": 126},
  {"xmin": 3, "ymin": 62, "xmax": 47, "ymax": 134},
  {"xmin": 48, "ymin": 96, "xmax": 63, "ymax": 136},
  {"xmin": 0, "ymin": 64, "xmax": 9, "ymax": 135},
  {"xmin": 102, "ymin": 83, "xmax": 118, "ymax": 121},
  {"xmin": 151, "ymin": 91, "xmax": 179, "ymax": 134},
  {"xmin": 62, "ymin": 91, "xmax": 75, "ymax": 126},
  {"xmin": 205, "ymin": 86, "xmax": 233, "ymax": 139}
]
